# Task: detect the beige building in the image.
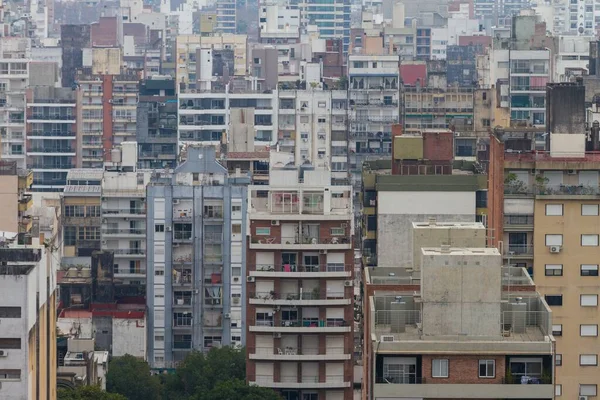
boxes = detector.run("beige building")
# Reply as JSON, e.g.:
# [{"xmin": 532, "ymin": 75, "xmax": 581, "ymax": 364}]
[{"xmin": 490, "ymin": 130, "xmax": 600, "ymax": 399}]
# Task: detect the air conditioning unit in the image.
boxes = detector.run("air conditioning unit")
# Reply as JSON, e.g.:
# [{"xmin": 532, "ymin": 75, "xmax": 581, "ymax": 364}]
[
  {"xmin": 224, "ymin": 313, "xmax": 231, "ymax": 319},
  {"xmin": 232, "ymin": 297, "xmax": 240, "ymax": 305},
  {"xmin": 344, "ymin": 280, "xmax": 354, "ymax": 287},
  {"xmin": 271, "ymin": 220, "xmax": 279, "ymax": 226},
  {"xmin": 173, "ymin": 199, "xmax": 180, "ymax": 205},
  {"xmin": 579, "ymin": 396, "xmax": 588, "ymax": 400},
  {"xmin": 273, "ymin": 332, "xmax": 282, "ymax": 338},
  {"xmin": 0, "ymin": 350, "xmax": 7, "ymax": 357},
  {"xmin": 247, "ymin": 276, "xmax": 256, "ymax": 282},
  {"xmin": 319, "ymin": 249, "xmax": 327, "ymax": 254},
  {"xmin": 232, "ymin": 276, "xmax": 240, "ymax": 283},
  {"xmin": 549, "ymin": 245, "xmax": 561, "ymax": 253},
  {"xmin": 380, "ymin": 335, "xmax": 394, "ymax": 342},
  {"xmin": 567, "ymin": 169, "xmax": 577, "ymax": 175}
]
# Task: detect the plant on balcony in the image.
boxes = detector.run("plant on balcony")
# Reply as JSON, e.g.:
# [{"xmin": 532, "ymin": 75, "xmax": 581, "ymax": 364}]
[
  {"xmin": 504, "ymin": 367, "xmax": 514, "ymax": 384},
  {"xmin": 534, "ymin": 174, "xmax": 549, "ymax": 194},
  {"xmin": 312, "ymin": 287, "xmax": 320, "ymax": 300},
  {"xmin": 504, "ymin": 173, "xmax": 527, "ymax": 194}
]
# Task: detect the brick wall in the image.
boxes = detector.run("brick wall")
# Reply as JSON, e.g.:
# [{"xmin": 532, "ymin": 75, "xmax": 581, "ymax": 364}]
[{"xmin": 422, "ymin": 354, "xmax": 506, "ymax": 384}]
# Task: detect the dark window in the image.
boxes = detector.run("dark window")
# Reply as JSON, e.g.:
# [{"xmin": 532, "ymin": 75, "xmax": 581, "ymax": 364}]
[
  {"xmin": 0, "ymin": 369, "xmax": 21, "ymax": 379},
  {"xmin": 155, "ymin": 224, "xmax": 165, "ymax": 232},
  {"xmin": 0, "ymin": 307, "xmax": 21, "ymax": 318},
  {"xmin": 475, "ymin": 190, "xmax": 487, "ymax": 208},
  {"xmin": 581, "ymin": 265, "xmax": 599, "ymax": 276},
  {"xmin": 545, "ymin": 295, "xmax": 563, "ymax": 306},
  {"xmin": 0, "ymin": 338, "xmax": 21, "ymax": 349},
  {"xmin": 367, "ymin": 215, "xmax": 377, "ymax": 231}
]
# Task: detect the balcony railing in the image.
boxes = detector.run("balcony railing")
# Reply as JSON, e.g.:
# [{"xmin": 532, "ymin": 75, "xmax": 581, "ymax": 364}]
[
  {"xmin": 249, "ymin": 346, "xmax": 345, "ymax": 356},
  {"xmin": 28, "ymin": 147, "xmax": 75, "ymax": 153},
  {"xmin": 375, "ymin": 376, "xmax": 426, "ymax": 384},
  {"xmin": 103, "ymin": 208, "xmax": 146, "ymax": 215},
  {"xmin": 252, "ymin": 236, "xmax": 351, "ymax": 245},
  {"xmin": 249, "ymin": 291, "xmax": 345, "ymax": 301},
  {"xmin": 251, "ymin": 264, "xmax": 349, "ymax": 273},
  {"xmin": 173, "ymin": 341, "xmax": 192, "ymax": 349},
  {"xmin": 113, "ymin": 249, "xmax": 145, "ymax": 255},
  {"xmin": 374, "ymin": 310, "xmax": 422, "ymax": 329},
  {"xmin": 502, "ymin": 375, "xmax": 552, "ymax": 385},
  {"xmin": 204, "ymin": 232, "xmax": 223, "ymax": 242},
  {"xmin": 174, "ymin": 232, "xmax": 193, "ymax": 241},
  {"xmin": 506, "ymin": 244, "xmax": 533, "ymax": 256},
  {"xmin": 253, "ymin": 375, "xmax": 345, "ymax": 384},
  {"xmin": 103, "ymin": 228, "xmax": 145, "ymax": 235},
  {"xmin": 504, "ymin": 214, "xmax": 534, "ymax": 225}
]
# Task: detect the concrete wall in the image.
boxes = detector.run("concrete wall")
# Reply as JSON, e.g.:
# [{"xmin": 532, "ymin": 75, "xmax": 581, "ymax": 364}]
[
  {"xmin": 377, "ymin": 191, "xmax": 476, "ymax": 267},
  {"xmin": 420, "ymin": 248, "xmax": 502, "ymax": 337},
  {"xmin": 0, "ymin": 175, "xmax": 18, "ymax": 232},
  {"xmin": 112, "ymin": 318, "xmax": 146, "ymax": 358}
]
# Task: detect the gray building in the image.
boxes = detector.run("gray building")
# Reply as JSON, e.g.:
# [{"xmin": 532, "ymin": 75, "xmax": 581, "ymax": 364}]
[{"xmin": 146, "ymin": 146, "xmax": 248, "ymax": 369}]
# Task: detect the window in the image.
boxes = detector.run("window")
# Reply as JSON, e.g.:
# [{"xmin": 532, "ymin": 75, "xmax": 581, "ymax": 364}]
[
  {"xmin": 318, "ymin": 101, "xmax": 326, "ymax": 108},
  {"xmin": 154, "ymin": 335, "xmax": 164, "ymax": 342},
  {"xmin": 545, "ymin": 264, "xmax": 563, "ymax": 276},
  {"xmin": 0, "ymin": 338, "xmax": 20, "ymax": 350},
  {"xmin": 581, "ymin": 324, "xmax": 598, "ymax": 336},
  {"xmin": 581, "ymin": 294, "xmax": 598, "ymax": 307},
  {"xmin": 232, "ymin": 205, "xmax": 241, "ymax": 213},
  {"xmin": 231, "ymin": 335, "xmax": 241, "ymax": 342},
  {"xmin": 552, "ymin": 324, "xmax": 562, "ymax": 336},
  {"xmin": 580, "ymin": 384, "xmax": 598, "ymax": 396},
  {"xmin": 545, "ymin": 204, "xmax": 563, "ymax": 216},
  {"xmin": 232, "ymin": 266, "xmax": 241, "ymax": 276},
  {"xmin": 0, "ymin": 370, "xmax": 21, "ymax": 380},
  {"xmin": 555, "ymin": 384, "xmax": 562, "ymax": 396},
  {"xmin": 582, "ymin": 234, "xmax": 599, "ymax": 246},
  {"xmin": 432, "ymin": 359, "xmax": 448, "ymax": 378},
  {"xmin": 64, "ymin": 226, "xmax": 77, "ymax": 246},
  {"xmin": 478, "ymin": 360, "xmax": 495, "ymax": 378},
  {"xmin": 545, "ymin": 295, "xmax": 563, "ymax": 306},
  {"xmin": 174, "ymin": 312, "xmax": 192, "ymax": 327},
  {"xmin": 256, "ymin": 227, "xmax": 270, "ymax": 235},
  {"xmin": 581, "ymin": 264, "xmax": 599, "ymax": 276},
  {"xmin": 582, "ymin": 204, "xmax": 599, "ymax": 216},
  {"xmin": 545, "ymin": 234, "xmax": 563, "ymax": 246},
  {"xmin": 155, "ymin": 224, "xmax": 164, "ymax": 232},
  {"xmin": 0, "ymin": 307, "xmax": 21, "ymax": 318},
  {"xmin": 155, "ymin": 270, "xmax": 164, "ymax": 276},
  {"xmin": 580, "ymin": 354, "xmax": 598, "ymax": 366},
  {"xmin": 330, "ymin": 227, "xmax": 345, "ymax": 236},
  {"xmin": 232, "ymin": 224, "xmax": 241, "ymax": 234},
  {"xmin": 555, "ymin": 354, "xmax": 562, "ymax": 366}
]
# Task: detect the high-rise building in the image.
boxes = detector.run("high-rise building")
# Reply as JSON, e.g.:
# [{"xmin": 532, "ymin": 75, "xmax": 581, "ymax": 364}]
[
  {"xmin": 146, "ymin": 146, "xmax": 249, "ymax": 369},
  {"xmin": 0, "ymin": 57, "xmax": 29, "ymax": 168},
  {"xmin": 216, "ymin": 0, "xmax": 236, "ymax": 34},
  {"xmin": 298, "ymin": 0, "xmax": 351, "ymax": 53},
  {"xmin": 245, "ymin": 167, "xmax": 354, "ymax": 399},
  {"xmin": 25, "ymin": 87, "xmax": 77, "ymax": 191},
  {"xmin": 0, "ymin": 161, "xmax": 34, "ymax": 245},
  {"xmin": 488, "ymin": 127, "xmax": 600, "ymax": 399}
]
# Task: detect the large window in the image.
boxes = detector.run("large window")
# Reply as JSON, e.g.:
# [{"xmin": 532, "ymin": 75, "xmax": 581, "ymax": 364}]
[
  {"xmin": 582, "ymin": 204, "xmax": 599, "ymax": 216},
  {"xmin": 173, "ymin": 312, "xmax": 192, "ymax": 327},
  {"xmin": 0, "ymin": 307, "xmax": 21, "ymax": 318},
  {"xmin": 64, "ymin": 226, "xmax": 77, "ymax": 246},
  {"xmin": 581, "ymin": 264, "xmax": 599, "ymax": 276},
  {"xmin": 382, "ymin": 357, "xmax": 417, "ymax": 384},
  {"xmin": 581, "ymin": 295, "xmax": 598, "ymax": 307},
  {"xmin": 479, "ymin": 360, "xmax": 495, "ymax": 378},
  {"xmin": 545, "ymin": 295, "xmax": 563, "ymax": 306}
]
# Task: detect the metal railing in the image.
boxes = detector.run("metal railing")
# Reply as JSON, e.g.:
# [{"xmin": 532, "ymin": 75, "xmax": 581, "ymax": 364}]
[
  {"xmin": 204, "ymin": 232, "xmax": 223, "ymax": 242},
  {"xmin": 506, "ymin": 244, "xmax": 534, "ymax": 256},
  {"xmin": 374, "ymin": 310, "xmax": 422, "ymax": 328},
  {"xmin": 253, "ymin": 375, "xmax": 344, "ymax": 384},
  {"xmin": 249, "ymin": 291, "xmax": 346, "ymax": 301},
  {"xmin": 502, "ymin": 375, "xmax": 552, "ymax": 384},
  {"xmin": 252, "ymin": 236, "xmax": 350, "ymax": 245},
  {"xmin": 376, "ymin": 376, "xmax": 425, "ymax": 384},
  {"xmin": 501, "ymin": 310, "xmax": 550, "ymax": 336},
  {"xmin": 252, "ymin": 264, "xmax": 350, "ymax": 273},
  {"xmin": 249, "ymin": 346, "xmax": 345, "ymax": 356},
  {"xmin": 103, "ymin": 228, "xmax": 145, "ymax": 235},
  {"xmin": 103, "ymin": 208, "xmax": 146, "ymax": 215},
  {"xmin": 504, "ymin": 214, "xmax": 534, "ymax": 225},
  {"xmin": 113, "ymin": 249, "xmax": 145, "ymax": 255},
  {"xmin": 173, "ymin": 341, "xmax": 192, "ymax": 349},
  {"xmin": 174, "ymin": 232, "xmax": 193, "ymax": 241}
]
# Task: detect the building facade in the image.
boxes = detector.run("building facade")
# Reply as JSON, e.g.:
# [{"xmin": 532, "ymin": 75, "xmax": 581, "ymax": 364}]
[
  {"xmin": 146, "ymin": 146, "xmax": 248, "ymax": 368},
  {"xmin": 245, "ymin": 168, "xmax": 354, "ymax": 400}
]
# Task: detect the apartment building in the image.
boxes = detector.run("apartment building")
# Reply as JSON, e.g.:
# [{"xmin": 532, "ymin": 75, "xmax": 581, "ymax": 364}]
[
  {"xmin": 298, "ymin": 0, "xmax": 351, "ymax": 53},
  {"xmin": 215, "ymin": 0, "xmax": 236, "ymax": 34},
  {"xmin": 360, "ymin": 128, "xmax": 487, "ymax": 268},
  {"xmin": 363, "ymin": 247, "xmax": 555, "ymax": 400},
  {"xmin": 489, "ymin": 128, "xmax": 600, "ymax": 399},
  {"xmin": 146, "ymin": 146, "xmax": 249, "ymax": 368},
  {"xmin": 76, "ymin": 70, "xmax": 139, "ymax": 167},
  {"xmin": 0, "ymin": 241, "xmax": 59, "ymax": 400},
  {"xmin": 101, "ymin": 142, "xmax": 150, "ymax": 295},
  {"xmin": 25, "ymin": 87, "xmax": 77, "ymax": 191},
  {"xmin": 62, "ymin": 169, "xmax": 103, "ymax": 257},
  {"xmin": 258, "ymin": 4, "xmax": 300, "ymax": 45},
  {"xmin": 402, "ymin": 86, "xmax": 475, "ymax": 134},
  {"xmin": 136, "ymin": 77, "xmax": 178, "ymax": 170},
  {"xmin": 348, "ymin": 54, "xmax": 400, "ymax": 189},
  {"xmin": 245, "ymin": 168, "xmax": 354, "ymax": 400},
  {"xmin": 0, "ymin": 59, "xmax": 28, "ymax": 168},
  {"xmin": 178, "ymin": 88, "xmax": 277, "ymax": 149},
  {"xmin": 278, "ymin": 90, "xmax": 349, "ymax": 185},
  {"xmin": 0, "ymin": 160, "xmax": 34, "ymax": 246}
]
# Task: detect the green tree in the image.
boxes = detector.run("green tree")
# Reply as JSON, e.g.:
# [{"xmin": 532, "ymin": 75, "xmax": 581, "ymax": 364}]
[
  {"xmin": 106, "ymin": 354, "xmax": 161, "ymax": 400},
  {"xmin": 58, "ymin": 385, "xmax": 127, "ymax": 400},
  {"xmin": 206, "ymin": 379, "xmax": 282, "ymax": 400}
]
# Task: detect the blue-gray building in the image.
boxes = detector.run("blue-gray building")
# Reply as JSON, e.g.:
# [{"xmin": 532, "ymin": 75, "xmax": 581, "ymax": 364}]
[{"xmin": 146, "ymin": 146, "xmax": 248, "ymax": 368}]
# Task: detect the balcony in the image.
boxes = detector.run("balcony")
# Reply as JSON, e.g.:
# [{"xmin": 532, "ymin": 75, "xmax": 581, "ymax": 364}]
[
  {"xmin": 250, "ymin": 235, "xmax": 351, "ymax": 250},
  {"xmin": 249, "ymin": 319, "xmax": 351, "ymax": 333},
  {"xmin": 18, "ymin": 194, "xmax": 32, "ymax": 212},
  {"xmin": 248, "ymin": 264, "xmax": 352, "ymax": 278},
  {"xmin": 249, "ymin": 191, "xmax": 351, "ymax": 220},
  {"xmin": 250, "ymin": 375, "xmax": 350, "ymax": 389},
  {"xmin": 505, "ymin": 244, "xmax": 534, "ymax": 258},
  {"xmin": 173, "ymin": 341, "xmax": 192, "ymax": 349},
  {"xmin": 102, "ymin": 208, "xmax": 146, "ymax": 218},
  {"xmin": 249, "ymin": 291, "xmax": 350, "ymax": 306},
  {"xmin": 503, "ymin": 214, "xmax": 534, "ymax": 231},
  {"xmin": 248, "ymin": 346, "xmax": 350, "ymax": 361},
  {"xmin": 173, "ymin": 232, "xmax": 193, "ymax": 242},
  {"xmin": 373, "ymin": 380, "xmax": 553, "ymax": 399},
  {"xmin": 114, "ymin": 269, "xmax": 146, "ymax": 279},
  {"xmin": 102, "ymin": 228, "xmax": 145, "ymax": 238},
  {"xmin": 113, "ymin": 249, "xmax": 146, "ymax": 258}
]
